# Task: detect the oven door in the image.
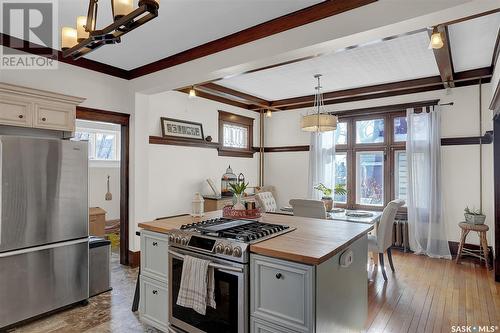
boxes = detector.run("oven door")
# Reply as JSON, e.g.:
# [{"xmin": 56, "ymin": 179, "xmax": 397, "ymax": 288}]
[{"xmin": 168, "ymin": 247, "xmax": 248, "ymax": 333}]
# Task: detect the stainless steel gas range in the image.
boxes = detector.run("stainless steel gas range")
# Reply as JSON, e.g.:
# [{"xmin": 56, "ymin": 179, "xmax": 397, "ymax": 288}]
[{"xmin": 167, "ymin": 218, "xmax": 294, "ymax": 333}]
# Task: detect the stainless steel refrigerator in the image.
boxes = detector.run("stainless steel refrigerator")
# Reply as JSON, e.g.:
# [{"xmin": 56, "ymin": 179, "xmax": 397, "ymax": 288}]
[{"xmin": 0, "ymin": 136, "xmax": 89, "ymax": 329}]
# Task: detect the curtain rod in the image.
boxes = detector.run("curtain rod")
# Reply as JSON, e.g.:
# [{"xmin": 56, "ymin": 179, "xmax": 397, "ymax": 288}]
[{"xmin": 438, "ymin": 102, "xmax": 454, "ymax": 106}]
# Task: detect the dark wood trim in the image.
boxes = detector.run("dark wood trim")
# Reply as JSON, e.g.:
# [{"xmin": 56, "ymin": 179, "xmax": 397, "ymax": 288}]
[
  {"xmin": 218, "ymin": 110, "xmax": 255, "ymax": 125},
  {"xmin": 492, "ymin": 27, "xmax": 500, "ymax": 69},
  {"xmin": 149, "ymin": 135, "xmax": 220, "ymax": 149},
  {"xmin": 128, "ymin": 251, "xmax": 140, "ymax": 268},
  {"xmin": 263, "ymin": 145, "xmax": 310, "ymax": 153},
  {"xmin": 258, "ymin": 134, "xmax": 493, "ymax": 153},
  {"xmin": 76, "ymin": 106, "xmax": 131, "ymax": 266},
  {"xmin": 333, "ymin": 100, "xmax": 440, "ymax": 118},
  {"xmin": 429, "ymin": 26, "xmax": 455, "ymax": 88},
  {"xmin": 490, "ymin": 81, "xmax": 500, "ymax": 114},
  {"xmin": 128, "ymin": 0, "xmax": 377, "ymax": 78},
  {"xmin": 494, "ymin": 115, "xmax": 500, "ymax": 281},
  {"xmin": 0, "ymin": 33, "xmax": 130, "ymax": 79}
]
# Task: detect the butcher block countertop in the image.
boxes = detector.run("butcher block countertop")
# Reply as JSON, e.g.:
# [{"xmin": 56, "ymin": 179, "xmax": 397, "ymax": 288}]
[{"xmin": 138, "ymin": 211, "xmax": 373, "ymax": 265}]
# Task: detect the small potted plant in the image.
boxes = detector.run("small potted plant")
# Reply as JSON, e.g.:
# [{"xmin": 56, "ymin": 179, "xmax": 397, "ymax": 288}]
[
  {"xmin": 464, "ymin": 206, "xmax": 486, "ymax": 224},
  {"xmin": 314, "ymin": 183, "xmax": 347, "ymax": 211},
  {"xmin": 229, "ymin": 182, "xmax": 249, "ymax": 210}
]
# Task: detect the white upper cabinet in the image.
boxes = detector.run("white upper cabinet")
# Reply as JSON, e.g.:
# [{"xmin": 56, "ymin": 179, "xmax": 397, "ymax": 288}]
[{"xmin": 0, "ymin": 83, "xmax": 85, "ymax": 131}]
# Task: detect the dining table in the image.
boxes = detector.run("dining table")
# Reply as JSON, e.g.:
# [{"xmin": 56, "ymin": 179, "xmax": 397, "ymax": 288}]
[{"xmin": 277, "ymin": 207, "xmax": 382, "ymax": 225}]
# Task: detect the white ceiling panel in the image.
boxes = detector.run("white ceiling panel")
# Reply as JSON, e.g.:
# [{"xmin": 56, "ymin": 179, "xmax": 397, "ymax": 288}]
[
  {"xmin": 217, "ymin": 31, "xmax": 440, "ymax": 100},
  {"xmin": 1, "ymin": 0, "xmax": 321, "ymax": 70},
  {"xmin": 449, "ymin": 12, "xmax": 500, "ymax": 72}
]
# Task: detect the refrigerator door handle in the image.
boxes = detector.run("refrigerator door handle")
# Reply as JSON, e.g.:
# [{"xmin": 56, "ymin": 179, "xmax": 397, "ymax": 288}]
[{"xmin": 0, "ymin": 238, "xmax": 88, "ymax": 258}]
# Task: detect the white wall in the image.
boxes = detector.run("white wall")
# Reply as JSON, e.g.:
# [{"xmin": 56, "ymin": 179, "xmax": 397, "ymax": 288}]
[
  {"xmin": 129, "ymin": 91, "xmax": 260, "ymax": 250},
  {"xmin": 264, "ymin": 84, "xmax": 494, "ymax": 246},
  {"xmin": 89, "ymin": 167, "xmax": 121, "ymax": 220}
]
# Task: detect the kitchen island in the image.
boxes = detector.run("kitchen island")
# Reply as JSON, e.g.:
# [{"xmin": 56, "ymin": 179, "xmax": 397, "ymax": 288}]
[{"xmin": 138, "ymin": 211, "xmax": 373, "ymax": 333}]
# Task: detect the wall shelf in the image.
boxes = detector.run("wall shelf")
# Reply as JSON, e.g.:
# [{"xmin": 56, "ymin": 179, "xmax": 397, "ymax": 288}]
[{"xmin": 149, "ymin": 136, "xmax": 221, "ymax": 149}]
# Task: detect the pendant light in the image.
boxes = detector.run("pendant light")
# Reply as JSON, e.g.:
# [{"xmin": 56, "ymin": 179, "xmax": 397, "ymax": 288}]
[
  {"xmin": 301, "ymin": 74, "xmax": 337, "ymax": 132},
  {"xmin": 61, "ymin": 0, "xmax": 160, "ymax": 60},
  {"xmin": 266, "ymin": 109, "xmax": 272, "ymax": 118},
  {"xmin": 188, "ymin": 86, "xmax": 197, "ymax": 98},
  {"xmin": 428, "ymin": 26, "xmax": 444, "ymax": 49}
]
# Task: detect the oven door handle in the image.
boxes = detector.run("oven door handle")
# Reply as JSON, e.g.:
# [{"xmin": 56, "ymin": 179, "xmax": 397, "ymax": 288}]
[{"xmin": 168, "ymin": 249, "xmax": 244, "ymax": 273}]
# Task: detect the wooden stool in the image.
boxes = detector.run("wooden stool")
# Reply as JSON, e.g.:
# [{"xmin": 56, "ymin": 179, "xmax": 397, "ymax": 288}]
[{"xmin": 456, "ymin": 222, "xmax": 490, "ymax": 269}]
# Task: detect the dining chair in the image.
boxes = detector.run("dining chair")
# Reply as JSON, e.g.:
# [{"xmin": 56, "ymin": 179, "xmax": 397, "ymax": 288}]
[
  {"xmin": 255, "ymin": 185, "xmax": 279, "ymax": 207},
  {"xmin": 368, "ymin": 199, "xmax": 405, "ymax": 281},
  {"xmin": 255, "ymin": 191, "xmax": 278, "ymax": 212},
  {"xmin": 289, "ymin": 199, "xmax": 327, "ymax": 219}
]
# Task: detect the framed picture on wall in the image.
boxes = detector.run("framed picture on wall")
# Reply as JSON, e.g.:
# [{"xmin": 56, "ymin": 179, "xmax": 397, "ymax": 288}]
[{"xmin": 160, "ymin": 117, "xmax": 204, "ymax": 140}]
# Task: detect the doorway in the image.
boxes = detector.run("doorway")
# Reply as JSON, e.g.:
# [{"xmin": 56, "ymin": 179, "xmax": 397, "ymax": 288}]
[{"xmin": 76, "ymin": 107, "xmax": 130, "ymax": 266}]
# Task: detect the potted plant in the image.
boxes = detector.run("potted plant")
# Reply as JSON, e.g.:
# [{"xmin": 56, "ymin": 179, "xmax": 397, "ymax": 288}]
[
  {"xmin": 464, "ymin": 206, "xmax": 486, "ymax": 224},
  {"xmin": 229, "ymin": 182, "xmax": 249, "ymax": 210},
  {"xmin": 314, "ymin": 183, "xmax": 347, "ymax": 211}
]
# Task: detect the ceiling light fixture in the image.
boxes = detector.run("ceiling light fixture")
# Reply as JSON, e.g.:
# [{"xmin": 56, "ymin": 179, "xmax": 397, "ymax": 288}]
[
  {"xmin": 428, "ymin": 26, "xmax": 444, "ymax": 49},
  {"xmin": 61, "ymin": 0, "xmax": 160, "ymax": 60},
  {"xmin": 188, "ymin": 86, "xmax": 197, "ymax": 98},
  {"xmin": 266, "ymin": 109, "xmax": 272, "ymax": 118},
  {"xmin": 301, "ymin": 74, "xmax": 337, "ymax": 132}
]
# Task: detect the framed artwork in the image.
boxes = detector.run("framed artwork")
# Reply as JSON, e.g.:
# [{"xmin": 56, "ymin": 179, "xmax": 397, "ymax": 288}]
[{"xmin": 160, "ymin": 117, "xmax": 204, "ymax": 140}]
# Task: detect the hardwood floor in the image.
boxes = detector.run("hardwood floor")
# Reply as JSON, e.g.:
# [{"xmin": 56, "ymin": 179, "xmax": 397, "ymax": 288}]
[
  {"xmin": 6, "ymin": 250, "xmax": 499, "ymax": 333},
  {"xmin": 366, "ymin": 251, "xmax": 500, "ymax": 333}
]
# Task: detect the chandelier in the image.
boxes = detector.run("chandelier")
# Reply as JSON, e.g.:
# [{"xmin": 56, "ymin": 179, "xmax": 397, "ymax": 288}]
[
  {"xmin": 61, "ymin": 0, "xmax": 160, "ymax": 60},
  {"xmin": 301, "ymin": 74, "xmax": 337, "ymax": 132}
]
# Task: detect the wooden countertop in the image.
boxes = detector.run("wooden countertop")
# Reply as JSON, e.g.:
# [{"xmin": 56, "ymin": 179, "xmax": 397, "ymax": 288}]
[{"xmin": 138, "ymin": 211, "xmax": 373, "ymax": 265}]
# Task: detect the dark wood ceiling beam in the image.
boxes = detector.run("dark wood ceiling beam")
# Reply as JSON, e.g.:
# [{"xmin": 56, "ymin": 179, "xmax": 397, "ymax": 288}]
[
  {"xmin": 177, "ymin": 88, "xmax": 251, "ymax": 110},
  {"xmin": 198, "ymin": 83, "xmax": 273, "ymax": 110},
  {"xmin": 128, "ymin": 0, "xmax": 377, "ymax": 79},
  {"xmin": 430, "ymin": 26, "xmax": 455, "ymax": 88},
  {"xmin": 265, "ymin": 67, "xmax": 492, "ymax": 111}
]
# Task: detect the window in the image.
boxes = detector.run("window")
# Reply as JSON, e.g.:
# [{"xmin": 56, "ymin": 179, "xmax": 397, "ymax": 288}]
[
  {"xmin": 395, "ymin": 150, "xmax": 408, "ymax": 203},
  {"xmin": 330, "ymin": 103, "xmax": 426, "ymax": 210},
  {"xmin": 334, "ymin": 153, "xmax": 347, "ymax": 203},
  {"xmin": 218, "ymin": 111, "xmax": 254, "ymax": 157},
  {"xmin": 74, "ymin": 120, "xmax": 121, "ymax": 165},
  {"xmin": 394, "ymin": 117, "xmax": 407, "ymax": 142},
  {"xmin": 356, "ymin": 119, "xmax": 384, "ymax": 144},
  {"xmin": 356, "ymin": 151, "xmax": 384, "ymax": 206}
]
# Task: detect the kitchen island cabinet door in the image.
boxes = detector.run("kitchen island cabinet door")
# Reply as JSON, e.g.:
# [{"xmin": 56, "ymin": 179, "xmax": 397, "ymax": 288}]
[
  {"xmin": 251, "ymin": 317, "xmax": 297, "ymax": 333},
  {"xmin": 251, "ymin": 254, "xmax": 315, "ymax": 333},
  {"xmin": 140, "ymin": 230, "xmax": 169, "ymax": 282},
  {"xmin": 140, "ymin": 275, "xmax": 168, "ymax": 332}
]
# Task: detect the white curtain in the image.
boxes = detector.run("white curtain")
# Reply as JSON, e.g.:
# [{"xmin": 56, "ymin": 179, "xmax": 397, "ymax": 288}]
[
  {"xmin": 308, "ymin": 131, "xmax": 336, "ymax": 200},
  {"xmin": 406, "ymin": 106, "xmax": 451, "ymax": 259}
]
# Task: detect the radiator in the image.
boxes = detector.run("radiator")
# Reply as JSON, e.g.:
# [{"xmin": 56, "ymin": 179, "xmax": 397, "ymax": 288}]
[{"xmin": 392, "ymin": 219, "xmax": 409, "ymax": 252}]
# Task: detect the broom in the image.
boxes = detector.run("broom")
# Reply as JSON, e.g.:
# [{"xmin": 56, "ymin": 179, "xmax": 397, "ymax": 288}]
[{"xmin": 105, "ymin": 175, "xmax": 112, "ymax": 201}]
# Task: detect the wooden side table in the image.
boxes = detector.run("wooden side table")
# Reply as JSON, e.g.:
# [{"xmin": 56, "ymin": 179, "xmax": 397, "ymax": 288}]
[{"xmin": 456, "ymin": 222, "xmax": 490, "ymax": 269}]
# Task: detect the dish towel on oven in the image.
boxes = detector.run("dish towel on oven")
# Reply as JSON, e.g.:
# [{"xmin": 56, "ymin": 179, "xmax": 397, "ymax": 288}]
[{"xmin": 176, "ymin": 255, "xmax": 216, "ymax": 315}]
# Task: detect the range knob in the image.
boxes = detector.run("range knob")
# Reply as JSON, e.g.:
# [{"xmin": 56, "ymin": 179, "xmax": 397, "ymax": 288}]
[
  {"xmin": 224, "ymin": 245, "xmax": 233, "ymax": 255},
  {"xmin": 181, "ymin": 237, "xmax": 188, "ymax": 245},
  {"xmin": 233, "ymin": 246, "xmax": 242, "ymax": 257},
  {"xmin": 175, "ymin": 236, "xmax": 181, "ymax": 244},
  {"xmin": 168, "ymin": 234, "xmax": 174, "ymax": 242},
  {"xmin": 215, "ymin": 243, "xmax": 224, "ymax": 254}
]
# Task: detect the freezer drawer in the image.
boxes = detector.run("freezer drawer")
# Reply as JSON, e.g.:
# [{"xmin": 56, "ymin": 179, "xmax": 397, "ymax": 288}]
[
  {"xmin": 0, "ymin": 136, "xmax": 88, "ymax": 252},
  {"xmin": 0, "ymin": 239, "xmax": 89, "ymax": 329}
]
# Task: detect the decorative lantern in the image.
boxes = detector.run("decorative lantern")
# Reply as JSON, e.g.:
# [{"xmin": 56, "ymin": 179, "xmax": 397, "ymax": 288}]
[
  {"xmin": 221, "ymin": 165, "xmax": 237, "ymax": 197},
  {"xmin": 191, "ymin": 192, "xmax": 204, "ymax": 217}
]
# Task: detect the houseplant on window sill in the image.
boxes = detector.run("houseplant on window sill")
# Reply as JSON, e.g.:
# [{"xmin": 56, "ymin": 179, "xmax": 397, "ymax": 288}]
[
  {"xmin": 464, "ymin": 206, "xmax": 486, "ymax": 224},
  {"xmin": 314, "ymin": 183, "xmax": 347, "ymax": 211},
  {"xmin": 229, "ymin": 182, "xmax": 249, "ymax": 210}
]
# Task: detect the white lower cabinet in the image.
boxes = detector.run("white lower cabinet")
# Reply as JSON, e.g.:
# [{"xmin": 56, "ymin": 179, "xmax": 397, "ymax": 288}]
[
  {"xmin": 251, "ymin": 254, "xmax": 314, "ymax": 333},
  {"xmin": 140, "ymin": 230, "xmax": 169, "ymax": 332},
  {"xmin": 140, "ymin": 275, "xmax": 169, "ymax": 332},
  {"xmin": 250, "ymin": 235, "xmax": 369, "ymax": 333},
  {"xmin": 251, "ymin": 317, "xmax": 297, "ymax": 333}
]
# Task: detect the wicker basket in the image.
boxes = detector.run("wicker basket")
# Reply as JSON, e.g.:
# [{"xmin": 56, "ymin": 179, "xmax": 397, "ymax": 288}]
[{"xmin": 222, "ymin": 206, "xmax": 261, "ymax": 219}]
